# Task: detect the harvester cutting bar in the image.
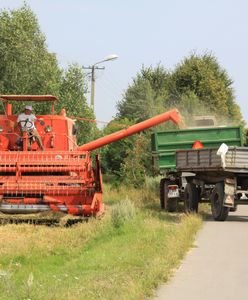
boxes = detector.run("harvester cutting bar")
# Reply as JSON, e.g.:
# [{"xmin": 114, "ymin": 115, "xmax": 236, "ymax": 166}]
[
  {"xmin": 0, "ymin": 204, "xmax": 76, "ymax": 214},
  {"xmin": 0, "ymin": 204, "xmax": 56, "ymax": 213}
]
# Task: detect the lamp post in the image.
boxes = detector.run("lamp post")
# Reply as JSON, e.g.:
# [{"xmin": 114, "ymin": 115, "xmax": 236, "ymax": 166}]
[{"xmin": 83, "ymin": 54, "xmax": 118, "ymax": 111}]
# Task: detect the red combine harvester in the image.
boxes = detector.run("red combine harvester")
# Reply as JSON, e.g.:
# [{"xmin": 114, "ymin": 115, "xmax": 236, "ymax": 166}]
[{"xmin": 0, "ymin": 95, "xmax": 181, "ymax": 223}]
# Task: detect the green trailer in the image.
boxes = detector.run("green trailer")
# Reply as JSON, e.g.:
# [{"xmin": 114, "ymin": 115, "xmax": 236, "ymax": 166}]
[
  {"xmin": 151, "ymin": 125, "xmax": 245, "ymax": 220},
  {"xmin": 151, "ymin": 126, "xmax": 243, "ymax": 173}
]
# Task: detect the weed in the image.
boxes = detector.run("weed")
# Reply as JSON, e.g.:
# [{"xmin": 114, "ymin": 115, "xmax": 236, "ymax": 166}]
[{"xmin": 111, "ymin": 198, "xmax": 136, "ymax": 228}]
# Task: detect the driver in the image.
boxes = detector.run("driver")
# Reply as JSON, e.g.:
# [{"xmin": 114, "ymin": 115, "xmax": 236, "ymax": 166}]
[{"xmin": 17, "ymin": 105, "xmax": 45, "ymax": 151}]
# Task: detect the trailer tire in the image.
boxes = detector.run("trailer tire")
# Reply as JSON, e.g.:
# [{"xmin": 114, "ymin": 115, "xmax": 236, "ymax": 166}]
[
  {"xmin": 230, "ymin": 205, "xmax": 237, "ymax": 212},
  {"xmin": 184, "ymin": 183, "xmax": 198, "ymax": 213},
  {"xmin": 160, "ymin": 179, "xmax": 178, "ymax": 212},
  {"xmin": 211, "ymin": 182, "xmax": 229, "ymax": 221},
  {"xmin": 160, "ymin": 179, "xmax": 166, "ymax": 209}
]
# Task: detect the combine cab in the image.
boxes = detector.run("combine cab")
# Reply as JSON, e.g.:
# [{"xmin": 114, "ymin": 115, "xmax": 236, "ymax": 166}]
[{"xmin": 0, "ymin": 95, "xmax": 181, "ymax": 223}]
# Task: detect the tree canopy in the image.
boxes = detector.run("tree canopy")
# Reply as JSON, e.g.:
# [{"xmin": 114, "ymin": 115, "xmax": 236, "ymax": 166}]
[
  {"xmin": 100, "ymin": 118, "xmax": 135, "ymax": 174},
  {"xmin": 0, "ymin": 5, "xmax": 61, "ymax": 97},
  {"xmin": 0, "ymin": 5, "xmax": 97, "ymax": 142},
  {"xmin": 117, "ymin": 65, "xmax": 170, "ymax": 122},
  {"xmin": 169, "ymin": 53, "xmax": 243, "ymax": 124},
  {"xmin": 117, "ymin": 53, "xmax": 243, "ymax": 126}
]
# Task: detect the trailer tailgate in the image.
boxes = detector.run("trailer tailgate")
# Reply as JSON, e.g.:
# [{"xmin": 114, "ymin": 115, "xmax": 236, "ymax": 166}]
[{"xmin": 176, "ymin": 147, "xmax": 248, "ymax": 173}]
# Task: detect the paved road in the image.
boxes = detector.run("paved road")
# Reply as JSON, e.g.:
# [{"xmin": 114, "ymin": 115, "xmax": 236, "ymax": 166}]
[{"xmin": 153, "ymin": 206, "xmax": 248, "ymax": 300}]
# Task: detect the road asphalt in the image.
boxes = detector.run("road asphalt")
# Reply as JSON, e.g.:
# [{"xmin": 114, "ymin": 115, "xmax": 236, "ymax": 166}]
[{"xmin": 153, "ymin": 205, "xmax": 248, "ymax": 300}]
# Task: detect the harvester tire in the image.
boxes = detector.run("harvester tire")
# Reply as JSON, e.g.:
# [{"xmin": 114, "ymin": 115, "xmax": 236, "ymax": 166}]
[
  {"xmin": 184, "ymin": 182, "xmax": 199, "ymax": 213},
  {"xmin": 160, "ymin": 179, "xmax": 178, "ymax": 212},
  {"xmin": 211, "ymin": 182, "xmax": 229, "ymax": 221}
]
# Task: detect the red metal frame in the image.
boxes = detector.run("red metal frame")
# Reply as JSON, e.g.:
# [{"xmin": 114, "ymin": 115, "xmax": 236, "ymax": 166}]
[{"xmin": 0, "ymin": 95, "xmax": 58, "ymax": 102}]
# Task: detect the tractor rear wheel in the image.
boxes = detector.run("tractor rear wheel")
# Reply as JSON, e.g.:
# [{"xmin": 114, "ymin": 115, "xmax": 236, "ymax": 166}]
[
  {"xmin": 184, "ymin": 182, "xmax": 199, "ymax": 213},
  {"xmin": 211, "ymin": 182, "xmax": 229, "ymax": 221},
  {"xmin": 160, "ymin": 179, "xmax": 178, "ymax": 212}
]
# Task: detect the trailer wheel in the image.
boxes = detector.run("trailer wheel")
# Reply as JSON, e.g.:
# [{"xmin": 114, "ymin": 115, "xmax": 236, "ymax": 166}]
[
  {"xmin": 168, "ymin": 198, "xmax": 178, "ymax": 212},
  {"xmin": 184, "ymin": 183, "xmax": 198, "ymax": 213},
  {"xmin": 160, "ymin": 179, "xmax": 166, "ymax": 209},
  {"xmin": 160, "ymin": 179, "xmax": 178, "ymax": 212},
  {"xmin": 230, "ymin": 205, "xmax": 237, "ymax": 212},
  {"xmin": 211, "ymin": 182, "xmax": 229, "ymax": 221}
]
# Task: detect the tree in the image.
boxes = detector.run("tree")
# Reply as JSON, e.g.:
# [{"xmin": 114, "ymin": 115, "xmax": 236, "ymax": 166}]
[
  {"xmin": 100, "ymin": 118, "xmax": 136, "ymax": 175},
  {"xmin": 119, "ymin": 134, "xmax": 147, "ymax": 187},
  {"xmin": 59, "ymin": 64, "xmax": 98, "ymax": 144},
  {"xmin": 0, "ymin": 5, "xmax": 61, "ymax": 113},
  {"xmin": 117, "ymin": 53, "xmax": 243, "ymax": 126},
  {"xmin": 117, "ymin": 65, "xmax": 170, "ymax": 121},
  {"xmin": 169, "ymin": 53, "xmax": 243, "ymax": 124}
]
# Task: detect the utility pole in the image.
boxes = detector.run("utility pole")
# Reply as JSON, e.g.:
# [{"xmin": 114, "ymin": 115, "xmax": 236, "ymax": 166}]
[
  {"xmin": 82, "ymin": 54, "xmax": 118, "ymax": 112},
  {"xmin": 82, "ymin": 65, "xmax": 105, "ymax": 111}
]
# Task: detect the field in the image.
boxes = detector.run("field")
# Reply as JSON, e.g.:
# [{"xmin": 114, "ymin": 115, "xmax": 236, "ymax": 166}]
[{"xmin": 0, "ymin": 181, "xmax": 202, "ymax": 300}]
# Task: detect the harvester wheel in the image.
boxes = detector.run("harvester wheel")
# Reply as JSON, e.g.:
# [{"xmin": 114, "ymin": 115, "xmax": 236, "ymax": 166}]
[
  {"xmin": 184, "ymin": 182, "xmax": 199, "ymax": 213},
  {"xmin": 160, "ymin": 179, "xmax": 178, "ymax": 212},
  {"xmin": 211, "ymin": 182, "xmax": 229, "ymax": 221}
]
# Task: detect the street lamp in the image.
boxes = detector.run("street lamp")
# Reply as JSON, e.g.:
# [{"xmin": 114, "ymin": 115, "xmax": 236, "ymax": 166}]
[{"xmin": 83, "ymin": 54, "xmax": 118, "ymax": 111}]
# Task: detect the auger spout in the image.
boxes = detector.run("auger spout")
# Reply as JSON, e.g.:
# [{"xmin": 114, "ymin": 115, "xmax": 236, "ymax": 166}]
[{"xmin": 79, "ymin": 108, "xmax": 181, "ymax": 152}]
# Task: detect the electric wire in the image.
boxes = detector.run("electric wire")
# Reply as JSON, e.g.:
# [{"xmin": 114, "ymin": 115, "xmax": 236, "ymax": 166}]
[{"xmin": 69, "ymin": 116, "xmax": 128, "ymax": 128}]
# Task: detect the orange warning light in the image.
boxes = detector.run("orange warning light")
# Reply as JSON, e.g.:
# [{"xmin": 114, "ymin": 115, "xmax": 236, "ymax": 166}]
[{"xmin": 192, "ymin": 140, "xmax": 204, "ymax": 149}]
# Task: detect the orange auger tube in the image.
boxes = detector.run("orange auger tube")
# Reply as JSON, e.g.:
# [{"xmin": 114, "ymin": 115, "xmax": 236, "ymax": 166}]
[{"xmin": 79, "ymin": 108, "xmax": 181, "ymax": 151}]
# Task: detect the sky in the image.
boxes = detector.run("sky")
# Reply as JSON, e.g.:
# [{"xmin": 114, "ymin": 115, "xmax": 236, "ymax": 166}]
[{"xmin": 0, "ymin": 0, "xmax": 247, "ymax": 124}]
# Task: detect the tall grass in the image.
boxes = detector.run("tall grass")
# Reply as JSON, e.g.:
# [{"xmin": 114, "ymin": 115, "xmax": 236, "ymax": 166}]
[
  {"xmin": 103, "ymin": 176, "xmax": 161, "ymax": 208},
  {"xmin": 0, "ymin": 180, "xmax": 202, "ymax": 300},
  {"xmin": 111, "ymin": 198, "xmax": 136, "ymax": 228}
]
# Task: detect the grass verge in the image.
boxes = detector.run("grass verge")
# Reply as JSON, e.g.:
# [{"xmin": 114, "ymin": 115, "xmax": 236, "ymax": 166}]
[{"xmin": 0, "ymin": 182, "xmax": 202, "ymax": 300}]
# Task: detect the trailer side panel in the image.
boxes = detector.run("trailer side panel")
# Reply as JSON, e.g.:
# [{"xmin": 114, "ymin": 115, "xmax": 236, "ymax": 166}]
[{"xmin": 151, "ymin": 126, "xmax": 242, "ymax": 172}]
